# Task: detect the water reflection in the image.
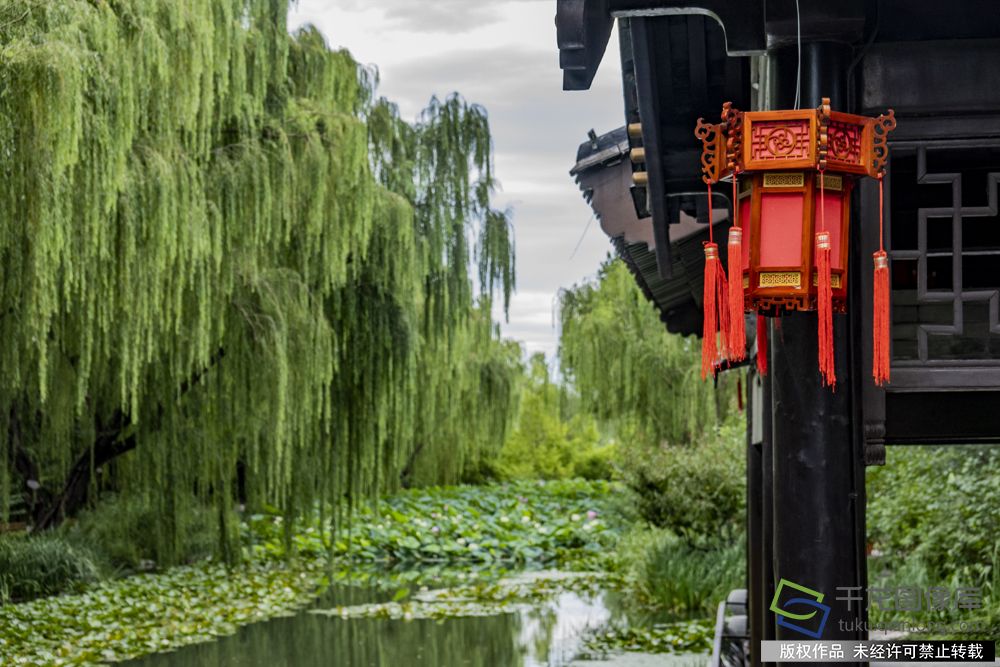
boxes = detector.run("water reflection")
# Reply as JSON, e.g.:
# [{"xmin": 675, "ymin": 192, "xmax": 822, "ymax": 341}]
[
  {"xmin": 127, "ymin": 610, "xmax": 524, "ymax": 666},
  {"xmin": 124, "ymin": 574, "xmax": 698, "ymax": 667}
]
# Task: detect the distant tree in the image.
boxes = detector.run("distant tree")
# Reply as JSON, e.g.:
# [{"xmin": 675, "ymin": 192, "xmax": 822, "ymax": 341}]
[
  {"xmin": 497, "ymin": 354, "xmax": 602, "ymax": 480},
  {"xmin": 558, "ymin": 258, "xmax": 731, "ymax": 448}
]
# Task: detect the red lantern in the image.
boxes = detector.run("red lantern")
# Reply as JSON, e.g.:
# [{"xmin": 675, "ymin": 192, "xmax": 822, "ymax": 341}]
[{"xmin": 695, "ymin": 98, "xmax": 896, "ymax": 387}]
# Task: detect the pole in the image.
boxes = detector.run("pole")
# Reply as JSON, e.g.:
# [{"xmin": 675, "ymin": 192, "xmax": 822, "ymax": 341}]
[{"xmin": 767, "ymin": 40, "xmax": 868, "ymax": 663}]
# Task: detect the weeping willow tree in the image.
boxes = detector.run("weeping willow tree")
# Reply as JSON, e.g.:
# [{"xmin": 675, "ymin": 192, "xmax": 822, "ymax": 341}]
[
  {"xmin": 0, "ymin": 0, "xmax": 520, "ymax": 561},
  {"xmin": 558, "ymin": 258, "xmax": 731, "ymax": 448}
]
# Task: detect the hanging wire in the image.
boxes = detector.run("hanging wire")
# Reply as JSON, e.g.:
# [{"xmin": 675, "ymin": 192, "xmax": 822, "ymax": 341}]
[
  {"xmin": 569, "ymin": 212, "xmax": 596, "ymax": 260},
  {"xmin": 819, "ymin": 169, "xmax": 825, "ymax": 231},
  {"xmin": 878, "ymin": 173, "xmax": 885, "ymax": 252},
  {"xmin": 794, "ymin": 0, "xmax": 802, "ymax": 109},
  {"xmin": 707, "ymin": 181, "xmax": 714, "ymax": 241},
  {"xmin": 732, "ymin": 171, "xmax": 738, "ymax": 228}
]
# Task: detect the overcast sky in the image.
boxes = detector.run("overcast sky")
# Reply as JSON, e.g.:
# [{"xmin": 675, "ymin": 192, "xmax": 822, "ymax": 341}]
[{"xmin": 288, "ymin": 1, "xmax": 625, "ymax": 360}]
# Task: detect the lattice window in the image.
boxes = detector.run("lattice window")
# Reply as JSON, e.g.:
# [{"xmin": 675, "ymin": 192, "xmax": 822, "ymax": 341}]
[{"xmin": 889, "ymin": 143, "xmax": 1000, "ymax": 363}]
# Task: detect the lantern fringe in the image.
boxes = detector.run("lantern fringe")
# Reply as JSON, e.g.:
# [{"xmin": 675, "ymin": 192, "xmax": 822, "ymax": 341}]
[
  {"xmin": 873, "ymin": 251, "xmax": 890, "ymax": 385},
  {"xmin": 873, "ymin": 174, "xmax": 891, "ymax": 386},
  {"xmin": 717, "ymin": 253, "xmax": 730, "ymax": 361},
  {"xmin": 727, "ymin": 226, "xmax": 746, "ymax": 361},
  {"xmin": 816, "ymin": 231, "xmax": 835, "ymax": 389},
  {"xmin": 756, "ymin": 313, "xmax": 768, "ymax": 376},
  {"xmin": 701, "ymin": 242, "xmax": 729, "ymax": 379}
]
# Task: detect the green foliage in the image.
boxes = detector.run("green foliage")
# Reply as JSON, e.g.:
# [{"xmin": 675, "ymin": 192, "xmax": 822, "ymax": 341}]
[
  {"xmin": 615, "ymin": 527, "xmax": 744, "ymax": 617},
  {"xmin": 0, "ymin": 0, "xmax": 519, "ymax": 564},
  {"xmin": 66, "ymin": 495, "xmax": 216, "ymax": 571},
  {"xmin": 572, "ymin": 443, "xmax": 618, "ymax": 481},
  {"xmin": 0, "ymin": 533, "xmax": 101, "ymax": 603},
  {"xmin": 619, "ymin": 414, "xmax": 746, "ymax": 539},
  {"xmin": 559, "ymin": 259, "xmax": 732, "ymax": 449},
  {"xmin": 558, "ymin": 258, "xmax": 746, "ymax": 619},
  {"xmin": 580, "ymin": 620, "xmax": 714, "ymax": 657},
  {"xmin": 869, "ymin": 446, "xmax": 1000, "ymax": 583},
  {"xmin": 495, "ymin": 354, "xmax": 611, "ymax": 481},
  {"xmin": 0, "ymin": 481, "xmax": 625, "ymax": 665},
  {"xmin": 311, "ymin": 571, "xmax": 606, "ymax": 619},
  {"xmin": 248, "ymin": 480, "xmax": 622, "ymax": 567},
  {"xmin": 867, "ymin": 446, "xmax": 1000, "ymax": 631}
]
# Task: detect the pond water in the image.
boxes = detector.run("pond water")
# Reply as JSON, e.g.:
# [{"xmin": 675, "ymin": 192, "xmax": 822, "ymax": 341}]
[{"xmin": 123, "ymin": 571, "xmax": 708, "ymax": 667}]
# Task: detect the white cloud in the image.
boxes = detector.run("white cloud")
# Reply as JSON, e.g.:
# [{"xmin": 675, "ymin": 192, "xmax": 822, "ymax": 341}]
[
  {"xmin": 289, "ymin": 0, "xmax": 625, "ymax": 359},
  {"xmin": 326, "ymin": 0, "xmax": 548, "ymax": 33}
]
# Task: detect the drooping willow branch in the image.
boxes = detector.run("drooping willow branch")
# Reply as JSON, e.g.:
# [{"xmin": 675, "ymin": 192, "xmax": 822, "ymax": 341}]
[
  {"xmin": 0, "ymin": 0, "xmax": 520, "ymax": 562},
  {"xmin": 558, "ymin": 259, "xmax": 723, "ymax": 447}
]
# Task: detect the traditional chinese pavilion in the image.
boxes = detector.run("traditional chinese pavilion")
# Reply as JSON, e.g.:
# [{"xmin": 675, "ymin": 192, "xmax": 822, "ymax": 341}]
[{"xmin": 558, "ymin": 1, "xmax": 1000, "ymax": 663}]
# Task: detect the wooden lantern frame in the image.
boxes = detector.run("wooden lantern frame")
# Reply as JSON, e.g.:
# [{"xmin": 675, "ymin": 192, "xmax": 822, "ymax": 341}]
[{"xmin": 696, "ymin": 99, "xmax": 896, "ymax": 313}]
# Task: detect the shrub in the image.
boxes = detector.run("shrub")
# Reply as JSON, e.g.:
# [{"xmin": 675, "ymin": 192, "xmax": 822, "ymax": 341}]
[
  {"xmin": 617, "ymin": 527, "xmax": 743, "ymax": 616},
  {"xmin": 0, "ymin": 533, "xmax": 101, "ymax": 602},
  {"xmin": 572, "ymin": 442, "xmax": 617, "ymax": 481},
  {"xmin": 618, "ymin": 415, "xmax": 745, "ymax": 540},
  {"xmin": 867, "ymin": 445, "xmax": 1000, "ymax": 632},
  {"xmin": 495, "ymin": 354, "xmax": 609, "ymax": 481},
  {"xmin": 66, "ymin": 494, "xmax": 217, "ymax": 571},
  {"xmin": 868, "ymin": 446, "xmax": 1000, "ymax": 583}
]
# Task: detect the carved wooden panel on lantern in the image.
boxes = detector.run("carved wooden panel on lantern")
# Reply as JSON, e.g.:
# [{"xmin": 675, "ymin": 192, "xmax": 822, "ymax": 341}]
[{"xmin": 742, "ymin": 110, "xmax": 818, "ymax": 172}]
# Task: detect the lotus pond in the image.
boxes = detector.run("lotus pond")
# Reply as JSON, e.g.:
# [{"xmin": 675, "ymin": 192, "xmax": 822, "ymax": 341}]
[{"xmin": 0, "ymin": 481, "xmax": 715, "ymax": 666}]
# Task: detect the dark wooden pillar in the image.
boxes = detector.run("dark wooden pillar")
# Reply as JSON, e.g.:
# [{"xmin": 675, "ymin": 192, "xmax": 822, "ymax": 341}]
[
  {"xmin": 767, "ymin": 40, "xmax": 868, "ymax": 661},
  {"xmin": 748, "ymin": 355, "xmax": 776, "ymax": 667},
  {"xmin": 747, "ymin": 371, "xmax": 764, "ymax": 667}
]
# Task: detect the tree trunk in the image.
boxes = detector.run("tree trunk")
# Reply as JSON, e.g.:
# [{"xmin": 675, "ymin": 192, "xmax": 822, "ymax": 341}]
[{"xmin": 29, "ymin": 348, "xmax": 226, "ymax": 530}]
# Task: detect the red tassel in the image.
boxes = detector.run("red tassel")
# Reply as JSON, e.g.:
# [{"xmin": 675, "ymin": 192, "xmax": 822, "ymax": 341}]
[
  {"xmin": 716, "ymin": 247, "xmax": 730, "ymax": 362},
  {"xmin": 756, "ymin": 313, "xmax": 768, "ymax": 376},
  {"xmin": 727, "ymin": 226, "xmax": 745, "ymax": 361},
  {"xmin": 872, "ymin": 174, "xmax": 890, "ymax": 387},
  {"xmin": 702, "ymin": 242, "xmax": 721, "ymax": 379},
  {"xmin": 873, "ymin": 251, "xmax": 890, "ymax": 385},
  {"xmin": 702, "ymin": 182, "xmax": 729, "ymax": 379},
  {"xmin": 872, "ymin": 174, "xmax": 891, "ymax": 385},
  {"xmin": 816, "ymin": 231, "xmax": 836, "ymax": 389},
  {"xmin": 727, "ymin": 174, "xmax": 745, "ymax": 362}
]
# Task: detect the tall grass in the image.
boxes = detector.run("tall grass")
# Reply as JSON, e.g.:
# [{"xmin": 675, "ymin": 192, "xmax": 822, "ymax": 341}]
[
  {"xmin": 0, "ymin": 533, "xmax": 101, "ymax": 603},
  {"xmin": 618, "ymin": 527, "xmax": 744, "ymax": 617},
  {"xmin": 66, "ymin": 494, "xmax": 217, "ymax": 571}
]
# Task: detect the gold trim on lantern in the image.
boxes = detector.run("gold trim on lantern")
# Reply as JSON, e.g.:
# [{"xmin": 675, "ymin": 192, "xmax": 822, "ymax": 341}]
[
  {"xmin": 812, "ymin": 273, "xmax": 843, "ymax": 288},
  {"xmin": 815, "ymin": 173, "xmax": 843, "ymax": 191},
  {"xmin": 759, "ymin": 271, "xmax": 801, "ymax": 288},
  {"xmin": 763, "ymin": 172, "xmax": 805, "ymax": 188}
]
